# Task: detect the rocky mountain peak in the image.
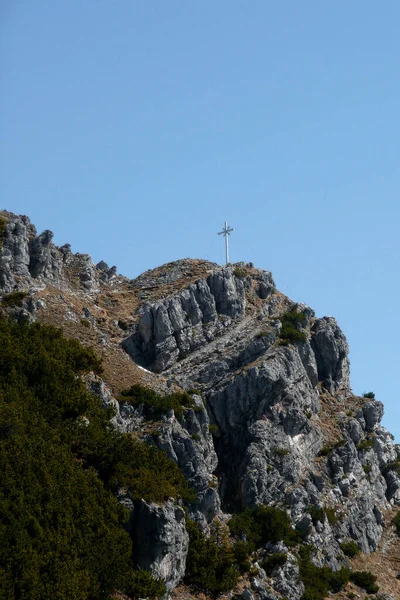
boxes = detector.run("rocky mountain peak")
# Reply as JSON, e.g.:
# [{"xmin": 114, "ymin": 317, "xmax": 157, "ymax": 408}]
[{"xmin": 1, "ymin": 210, "xmax": 400, "ymax": 600}]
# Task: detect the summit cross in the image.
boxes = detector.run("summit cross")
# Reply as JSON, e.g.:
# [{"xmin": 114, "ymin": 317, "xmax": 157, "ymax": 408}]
[{"xmin": 217, "ymin": 221, "xmax": 234, "ymax": 265}]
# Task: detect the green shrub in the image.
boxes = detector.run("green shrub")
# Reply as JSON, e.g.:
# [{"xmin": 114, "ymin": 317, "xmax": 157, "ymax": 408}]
[
  {"xmin": 228, "ymin": 505, "xmax": 300, "ymax": 548},
  {"xmin": 392, "ymin": 511, "xmax": 400, "ymax": 534},
  {"xmin": 0, "ymin": 318, "xmax": 174, "ymax": 599},
  {"xmin": 362, "ymin": 391, "xmax": 375, "ymax": 399},
  {"xmin": 187, "ymin": 388, "xmax": 201, "ymax": 395},
  {"xmin": 108, "ymin": 438, "xmax": 195, "ymax": 503},
  {"xmin": 318, "ymin": 438, "xmax": 346, "ymax": 457},
  {"xmin": 124, "ymin": 570, "xmax": 166, "ymax": 599},
  {"xmin": 309, "ymin": 505, "xmax": 325, "ymax": 525},
  {"xmin": 232, "ymin": 539, "xmax": 254, "ymax": 572},
  {"xmin": 1, "ymin": 291, "xmax": 28, "ymax": 307},
  {"xmin": 273, "ymin": 446, "xmax": 289, "ymax": 457},
  {"xmin": 208, "ymin": 423, "xmax": 220, "ymax": 436},
  {"xmin": 325, "ymin": 507, "xmax": 338, "ymax": 525},
  {"xmin": 383, "ymin": 460, "xmax": 400, "ymax": 476},
  {"xmin": 335, "ymin": 438, "xmax": 347, "ymax": 448},
  {"xmin": 191, "ymin": 433, "xmax": 201, "ymax": 441},
  {"xmin": 363, "ymin": 464, "xmax": 372, "ymax": 475},
  {"xmin": 298, "ymin": 546, "xmax": 350, "ymax": 599},
  {"xmin": 119, "ymin": 384, "xmax": 196, "ymax": 419},
  {"xmin": 233, "ymin": 267, "xmax": 247, "ymax": 278},
  {"xmin": 255, "ymin": 331, "xmax": 269, "ymax": 338},
  {"xmin": 278, "ymin": 311, "xmax": 307, "ymax": 344},
  {"xmin": 349, "ymin": 570, "xmax": 378, "ymax": 594},
  {"xmin": 357, "ymin": 438, "xmax": 374, "ymax": 451},
  {"xmin": 318, "ymin": 445, "xmax": 332, "ymax": 457},
  {"xmin": 340, "ymin": 541, "xmax": 360, "ymax": 558},
  {"xmin": 80, "ymin": 318, "xmax": 91, "ymax": 328},
  {"xmin": 328, "ymin": 568, "xmax": 351, "ymax": 592},
  {"xmin": 0, "ymin": 216, "xmax": 7, "ymax": 249},
  {"xmin": 184, "ymin": 520, "xmax": 239, "ymax": 596},
  {"xmin": 261, "ymin": 552, "xmax": 287, "ymax": 575}
]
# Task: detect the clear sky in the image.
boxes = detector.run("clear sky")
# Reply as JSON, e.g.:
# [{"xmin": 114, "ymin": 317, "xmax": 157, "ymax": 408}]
[{"xmin": 2, "ymin": 1, "xmax": 400, "ymax": 438}]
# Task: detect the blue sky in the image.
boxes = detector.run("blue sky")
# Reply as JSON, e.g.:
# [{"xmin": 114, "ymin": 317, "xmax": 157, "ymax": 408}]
[{"xmin": 2, "ymin": 1, "xmax": 400, "ymax": 438}]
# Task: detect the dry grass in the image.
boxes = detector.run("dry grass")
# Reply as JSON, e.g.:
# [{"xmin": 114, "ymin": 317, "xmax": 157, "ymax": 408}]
[
  {"xmin": 316, "ymin": 390, "xmax": 363, "ymax": 445},
  {"xmin": 33, "ymin": 285, "xmax": 170, "ymax": 395},
  {"xmin": 347, "ymin": 510, "xmax": 400, "ymax": 598}
]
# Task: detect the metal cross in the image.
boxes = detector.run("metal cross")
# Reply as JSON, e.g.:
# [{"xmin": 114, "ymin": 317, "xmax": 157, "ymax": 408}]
[{"xmin": 218, "ymin": 221, "xmax": 234, "ymax": 264}]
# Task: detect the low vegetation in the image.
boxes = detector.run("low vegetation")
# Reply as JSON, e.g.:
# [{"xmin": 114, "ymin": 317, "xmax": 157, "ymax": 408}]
[
  {"xmin": 0, "ymin": 318, "xmax": 193, "ymax": 599},
  {"xmin": 1, "ymin": 290, "xmax": 28, "ymax": 307},
  {"xmin": 119, "ymin": 383, "xmax": 196, "ymax": 419},
  {"xmin": 261, "ymin": 552, "xmax": 287, "ymax": 575},
  {"xmin": 392, "ymin": 511, "xmax": 400, "ymax": 535},
  {"xmin": 184, "ymin": 520, "xmax": 240, "ymax": 597},
  {"xmin": 0, "ymin": 308, "xmax": 385, "ymax": 599},
  {"xmin": 362, "ymin": 391, "xmax": 375, "ymax": 399},
  {"xmin": 278, "ymin": 310, "xmax": 307, "ymax": 344},
  {"xmin": 325, "ymin": 507, "xmax": 338, "ymax": 525},
  {"xmin": 349, "ymin": 570, "xmax": 378, "ymax": 594},
  {"xmin": 298, "ymin": 545, "xmax": 378, "ymax": 599},
  {"xmin": 357, "ymin": 438, "xmax": 374, "ymax": 451},
  {"xmin": 233, "ymin": 266, "xmax": 247, "ymax": 278},
  {"xmin": 0, "ymin": 216, "xmax": 7, "ymax": 248},
  {"xmin": 255, "ymin": 330, "xmax": 269, "ymax": 338},
  {"xmin": 228, "ymin": 505, "xmax": 301, "ymax": 549},
  {"xmin": 185, "ymin": 505, "xmax": 302, "ymax": 595},
  {"xmin": 185, "ymin": 505, "xmax": 303, "ymax": 597},
  {"xmin": 363, "ymin": 463, "xmax": 372, "ymax": 475},
  {"xmin": 309, "ymin": 505, "xmax": 325, "ymax": 525},
  {"xmin": 383, "ymin": 460, "xmax": 400, "ymax": 476},
  {"xmin": 208, "ymin": 423, "xmax": 219, "ymax": 436},
  {"xmin": 298, "ymin": 545, "xmax": 349, "ymax": 600},
  {"xmin": 340, "ymin": 540, "xmax": 360, "ymax": 558},
  {"xmin": 318, "ymin": 438, "xmax": 346, "ymax": 457}
]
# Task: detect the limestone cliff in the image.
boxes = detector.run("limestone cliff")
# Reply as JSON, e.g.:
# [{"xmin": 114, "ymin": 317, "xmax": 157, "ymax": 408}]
[{"xmin": 1, "ymin": 210, "xmax": 399, "ymax": 600}]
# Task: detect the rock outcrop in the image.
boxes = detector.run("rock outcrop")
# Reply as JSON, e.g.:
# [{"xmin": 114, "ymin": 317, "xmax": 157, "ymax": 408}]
[
  {"xmin": 122, "ymin": 265, "xmax": 275, "ymax": 372},
  {"xmin": 119, "ymin": 260, "xmax": 400, "ymax": 594},
  {"xmin": 132, "ymin": 499, "xmax": 189, "ymax": 592},
  {"xmin": 2, "ymin": 211, "xmax": 400, "ymax": 599},
  {"xmin": 153, "ymin": 395, "xmax": 220, "ymax": 526},
  {"xmin": 0, "ymin": 211, "xmax": 117, "ymax": 293}
]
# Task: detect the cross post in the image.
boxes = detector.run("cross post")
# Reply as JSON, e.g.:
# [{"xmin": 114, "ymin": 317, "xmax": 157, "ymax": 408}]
[{"xmin": 217, "ymin": 221, "xmax": 234, "ymax": 264}]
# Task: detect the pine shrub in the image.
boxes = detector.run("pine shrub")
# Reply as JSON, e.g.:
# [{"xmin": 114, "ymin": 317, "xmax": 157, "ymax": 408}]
[
  {"xmin": 184, "ymin": 520, "xmax": 239, "ymax": 597},
  {"xmin": 340, "ymin": 541, "xmax": 360, "ymax": 558},
  {"xmin": 278, "ymin": 311, "xmax": 307, "ymax": 344},
  {"xmin": 228, "ymin": 505, "xmax": 300, "ymax": 548},
  {"xmin": 349, "ymin": 570, "xmax": 378, "ymax": 594},
  {"xmin": 119, "ymin": 384, "xmax": 196, "ymax": 419},
  {"xmin": 0, "ymin": 318, "xmax": 191, "ymax": 599}
]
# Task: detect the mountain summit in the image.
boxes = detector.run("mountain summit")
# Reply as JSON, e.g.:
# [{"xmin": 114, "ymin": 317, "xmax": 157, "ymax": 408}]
[{"xmin": 1, "ymin": 210, "xmax": 399, "ymax": 600}]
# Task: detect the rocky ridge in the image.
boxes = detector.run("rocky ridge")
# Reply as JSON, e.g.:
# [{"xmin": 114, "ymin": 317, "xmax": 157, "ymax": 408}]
[{"xmin": 1, "ymin": 210, "xmax": 400, "ymax": 600}]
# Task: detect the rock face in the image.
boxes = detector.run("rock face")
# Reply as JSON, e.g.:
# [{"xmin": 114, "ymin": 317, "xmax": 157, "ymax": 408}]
[
  {"xmin": 132, "ymin": 499, "xmax": 189, "ymax": 592},
  {"xmin": 122, "ymin": 265, "xmax": 275, "ymax": 372},
  {"xmin": 0, "ymin": 211, "xmax": 117, "ymax": 293},
  {"xmin": 311, "ymin": 316, "xmax": 350, "ymax": 393},
  {"xmin": 119, "ymin": 260, "xmax": 400, "ymax": 595},
  {"xmin": 88, "ymin": 377, "xmax": 220, "ymax": 527},
  {"xmin": 153, "ymin": 395, "xmax": 220, "ymax": 526}
]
